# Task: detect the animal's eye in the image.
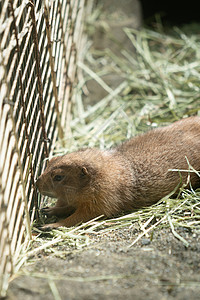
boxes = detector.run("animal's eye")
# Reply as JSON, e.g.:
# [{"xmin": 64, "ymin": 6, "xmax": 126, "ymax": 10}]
[
  {"xmin": 53, "ymin": 175, "xmax": 64, "ymax": 181},
  {"xmin": 81, "ymin": 167, "xmax": 88, "ymax": 176}
]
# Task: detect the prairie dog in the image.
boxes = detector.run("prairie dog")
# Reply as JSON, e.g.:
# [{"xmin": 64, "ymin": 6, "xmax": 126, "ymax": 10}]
[{"xmin": 36, "ymin": 116, "xmax": 200, "ymax": 229}]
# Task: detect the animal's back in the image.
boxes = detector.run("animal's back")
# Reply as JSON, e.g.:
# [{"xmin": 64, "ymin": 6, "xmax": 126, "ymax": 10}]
[{"xmin": 115, "ymin": 116, "xmax": 200, "ymax": 206}]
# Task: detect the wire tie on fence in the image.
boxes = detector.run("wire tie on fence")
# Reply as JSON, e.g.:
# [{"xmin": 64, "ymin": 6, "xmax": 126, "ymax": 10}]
[
  {"xmin": 47, "ymin": 43, "xmax": 52, "ymax": 49},
  {"xmin": 27, "ymin": 0, "xmax": 34, "ymax": 8},
  {"xmin": 54, "ymin": 39, "xmax": 61, "ymax": 43},
  {"xmin": 41, "ymin": 138, "xmax": 51, "ymax": 143},
  {"xmin": 3, "ymin": 98, "xmax": 14, "ymax": 106}
]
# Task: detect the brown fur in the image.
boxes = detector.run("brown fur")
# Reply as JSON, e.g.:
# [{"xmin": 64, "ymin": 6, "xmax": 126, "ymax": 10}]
[{"xmin": 36, "ymin": 116, "xmax": 200, "ymax": 229}]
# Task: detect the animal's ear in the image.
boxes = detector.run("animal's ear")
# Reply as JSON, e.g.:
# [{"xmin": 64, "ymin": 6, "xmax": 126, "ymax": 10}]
[{"xmin": 81, "ymin": 166, "xmax": 89, "ymax": 176}]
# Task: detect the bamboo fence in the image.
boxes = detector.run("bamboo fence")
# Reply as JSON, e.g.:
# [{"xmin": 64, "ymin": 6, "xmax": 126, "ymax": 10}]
[{"xmin": 0, "ymin": 0, "xmax": 91, "ymax": 296}]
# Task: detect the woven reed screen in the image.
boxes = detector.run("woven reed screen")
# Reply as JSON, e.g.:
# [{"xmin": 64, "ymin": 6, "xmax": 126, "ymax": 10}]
[{"xmin": 0, "ymin": 0, "xmax": 90, "ymax": 296}]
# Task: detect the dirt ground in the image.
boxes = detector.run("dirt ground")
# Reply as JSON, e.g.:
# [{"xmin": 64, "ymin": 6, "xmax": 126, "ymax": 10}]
[{"xmin": 7, "ymin": 227, "xmax": 200, "ymax": 300}]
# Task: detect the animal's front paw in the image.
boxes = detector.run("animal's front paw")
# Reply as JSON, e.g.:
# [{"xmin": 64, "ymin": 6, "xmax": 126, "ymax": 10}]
[
  {"xmin": 40, "ymin": 223, "xmax": 62, "ymax": 231},
  {"xmin": 37, "ymin": 225, "xmax": 52, "ymax": 232},
  {"xmin": 37, "ymin": 222, "xmax": 60, "ymax": 231},
  {"xmin": 40, "ymin": 207, "xmax": 55, "ymax": 217},
  {"xmin": 33, "ymin": 223, "xmax": 55, "ymax": 233}
]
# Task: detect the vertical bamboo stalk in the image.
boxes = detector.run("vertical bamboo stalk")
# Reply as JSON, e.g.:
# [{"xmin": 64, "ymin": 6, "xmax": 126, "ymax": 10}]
[
  {"xmin": 9, "ymin": 0, "xmax": 39, "ymax": 220},
  {"xmin": 29, "ymin": 0, "xmax": 49, "ymax": 158},
  {"xmin": 57, "ymin": 0, "xmax": 73, "ymax": 131},
  {"xmin": 19, "ymin": 69, "xmax": 39, "ymax": 219},
  {"xmin": 0, "ymin": 191, "xmax": 13, "ymax": 297},
  {"xmin": 43, "ymin": 1, "xmax": 65, "ymax": 147},
  {"xmin": 7, "ymin": 0, "xmax": 32, "ymax": 240}
]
